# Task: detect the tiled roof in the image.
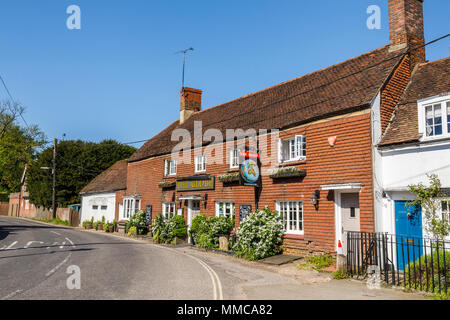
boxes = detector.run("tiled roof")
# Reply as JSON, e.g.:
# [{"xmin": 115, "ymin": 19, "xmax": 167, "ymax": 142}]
[
  {"xmin": 80, "ymin": 159, "xmax": 128, "ymax": 194},
  {"xmin": 379, "ymin": 57, "xmax": 450, "ymax": 146},
  {"xmin": 130, "ymin": 45, "xmax": 406, "ymax": 162}
]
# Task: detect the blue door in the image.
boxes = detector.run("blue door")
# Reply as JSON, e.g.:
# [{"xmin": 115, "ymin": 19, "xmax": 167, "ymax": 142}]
[{"xmin": 395, "ymin": 201, "xmax": 423, "ymax": 270}]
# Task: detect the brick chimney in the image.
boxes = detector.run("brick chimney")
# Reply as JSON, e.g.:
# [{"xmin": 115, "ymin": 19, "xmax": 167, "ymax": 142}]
[
  {"xmin": 180, "ymin": 87, "xmax": 202, "ymax": 124},
  {"xmin": 388, "ymin": 0, "xmax": 425, "ymax": 65}
]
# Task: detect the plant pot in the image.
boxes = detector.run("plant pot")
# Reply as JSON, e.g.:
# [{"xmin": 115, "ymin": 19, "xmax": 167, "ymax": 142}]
[
  {"xmin": 97, "ymin": 223, "xmax": 103, "ymax": 231},
  {"xmin": 86, "ymin": 223, "xmax": 93, "ymax": 229},
  {"xmin": 108, "ymin": 225, "xmax": 114, "ymax": 233}
]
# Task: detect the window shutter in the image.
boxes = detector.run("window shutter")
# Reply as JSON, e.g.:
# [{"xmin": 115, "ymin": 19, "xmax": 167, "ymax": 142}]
[{"xmin": 164, "ymin": 160, "xmax": 168, "ymax": 176}]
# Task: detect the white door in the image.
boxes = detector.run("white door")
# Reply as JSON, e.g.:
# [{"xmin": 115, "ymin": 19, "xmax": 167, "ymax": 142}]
[
  {"xmin": 118, "ymin": 203, "xmax": 124, "ymax": 221},
  {"xmin": 187, "ymin": 200, "xmax": 201, "ymax": 243},
  {"xmin": 337, "ymin": 193, "xmax": 360, "ymax": 254}
]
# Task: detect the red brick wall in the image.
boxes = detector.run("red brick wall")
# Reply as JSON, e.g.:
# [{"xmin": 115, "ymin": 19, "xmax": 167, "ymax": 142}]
[
  {"xmin": 126, "ymin": 110, "xmax": 374, "ymax": 254},
  {"xmin": 380, "ymin": 54, "xmax": 411, "ymax": 134}
]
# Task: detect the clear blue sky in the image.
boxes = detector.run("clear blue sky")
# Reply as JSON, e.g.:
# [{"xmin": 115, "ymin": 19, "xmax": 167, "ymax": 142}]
[{"xmin": 0, "ymin": 0, "xmax": 449, "ymax": 148}]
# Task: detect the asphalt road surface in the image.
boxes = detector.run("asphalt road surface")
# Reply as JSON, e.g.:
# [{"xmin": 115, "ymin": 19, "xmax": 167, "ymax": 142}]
[{"xmin": 0, "ymin": 217, "xmax": 426, "ymax": 300}]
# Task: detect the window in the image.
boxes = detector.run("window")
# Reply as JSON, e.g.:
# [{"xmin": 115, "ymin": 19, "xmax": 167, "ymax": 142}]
[
  {"xmin": 442, "ymin": 200, "xmax": 450, "ymax": 221},
  {"xmin": 164, "ymin": 159, "xmax": 177, "ymax": 176},
  {"xmin": 101, "ymin": 205, "xmax": 107, "ymax": 210},
  {"xmin": 419, "ymin": 97, "xmax": 450, "ymax": 140},
  {"xmin": 276, "ymin": 201, "xmax": 303, "ymax": 234},
  {"xmin": 194, "ymin": 155, "xmax": 206, "ymax": 172},
  {"xmin": 447, "ymin": 101, "xmax": 450, "ymax": 133},
  {"xmin": 163, "ymin": 202, "xmax": 176, "ymax": 219},
  {"xmin": 425, "ymin": 104, "xmax": 442, "ymax": 137},
  {"xmin": 92, "ymin": 205, "xmax": 98, "ymax": 210},
  {"xmin": 123, "ymin": 197, "xmax": 140, "ymax": 219},
  {"xmin": 215, "ymin": 202, "xmax": 235, "ymax": 218},
  {"xmin": 278, "ymin": 135, "xmax": 306, "ymax": 163},
  {"xmin": 230, "ymin": 149, "xmax": 239, "ymax": 169}
]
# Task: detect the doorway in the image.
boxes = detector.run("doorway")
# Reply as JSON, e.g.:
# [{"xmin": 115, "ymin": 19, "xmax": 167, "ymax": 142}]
[
  {"xmin": 187, "ymin": 200, "xmax": 201, "ymax": 243},
  {"xmin": 394, "ymin": 201, "xmax": 423, "ymax": 270},
  {"xmin": 335, "ymin": 192, "xmax": 360, "ymax": 254}
]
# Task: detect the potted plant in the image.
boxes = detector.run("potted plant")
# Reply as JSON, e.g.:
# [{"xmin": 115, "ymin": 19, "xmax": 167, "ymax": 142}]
[{"xmin": 85, "ymin": 217, "xmax": 94, "ymax": 229}]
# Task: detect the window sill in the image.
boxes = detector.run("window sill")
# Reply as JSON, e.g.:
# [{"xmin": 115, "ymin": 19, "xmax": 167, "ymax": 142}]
[
  {"xmin": 283, "ymin": 233, "xmax": 305, "ymax": 240},
  {"xmin": 279, "ymin": 160, "xmax": 306, "ymax": 167}
]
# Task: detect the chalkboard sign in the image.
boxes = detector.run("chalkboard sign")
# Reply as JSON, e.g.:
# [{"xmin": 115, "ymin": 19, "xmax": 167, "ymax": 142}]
[
  {"xmin": 145, "ymin": 205, "xmax": 152, "ymax": 224},
  {"xmin": 239, "ymin": 205, "xmax": 252, "ymax": 223}
]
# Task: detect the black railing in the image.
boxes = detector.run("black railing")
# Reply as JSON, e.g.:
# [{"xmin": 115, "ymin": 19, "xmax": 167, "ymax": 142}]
[{"xmin": 347, "ymin": 231, "xmax": 449, "ymax": 294}]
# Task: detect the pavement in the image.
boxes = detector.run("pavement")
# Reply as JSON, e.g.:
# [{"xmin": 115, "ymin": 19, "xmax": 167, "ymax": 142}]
[{"xmin": 0, "ymin": 216, "xmax": 429, "ymax": 300}]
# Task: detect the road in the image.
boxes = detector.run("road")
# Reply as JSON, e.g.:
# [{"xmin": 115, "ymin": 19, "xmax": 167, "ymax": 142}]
[{"xmin": 0, "ymin": 217, "xmax": 426, "ymax": 300}]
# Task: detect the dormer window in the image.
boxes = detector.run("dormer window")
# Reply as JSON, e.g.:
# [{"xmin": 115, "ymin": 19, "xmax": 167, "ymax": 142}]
[{"xmin": 419, "ymin": 96, "xmax": 450, "ymax": 140}]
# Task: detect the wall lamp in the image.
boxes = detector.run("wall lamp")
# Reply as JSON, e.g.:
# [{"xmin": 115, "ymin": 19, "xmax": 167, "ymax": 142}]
[{"xmin": 311, "ymin": 190, "xmax": 320, "ymax": 209}]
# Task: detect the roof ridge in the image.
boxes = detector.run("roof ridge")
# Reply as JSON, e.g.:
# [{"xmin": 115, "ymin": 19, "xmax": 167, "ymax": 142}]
[{"xmin": 194, "ymin": 45, "xmax": 391, "ymax": 116}]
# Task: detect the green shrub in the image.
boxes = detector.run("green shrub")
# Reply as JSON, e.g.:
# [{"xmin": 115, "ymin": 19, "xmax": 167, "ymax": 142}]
[
  {"xmin": 233, "ymin": 206, "xmax": 283, "ymax": 260},
  {"xmin": 126, "ymin": 210, "xmax": 147, "ymax": 235},
  {"xmin": 190, "ymin": 215, "xmax": 234, "ymax": 249},
  {"xmin": 82, "ymin": 220, "xmax": 89, "ymax": 229},
  {"xmin": 332, "ymin": 270, "xmax": 350, "ymax": 280},
  {"xmin": 93, "ymin": 221, "xmax": 99, "ymax": 230},
  {"xmin": 127, "ymin": 226, "xmax": 137, "ymax": 236},
  {"xmin": 307, "ymin": 254, "xmax": 335, "ymax": 271},
  {"xmin": 404, "ymin": 249, "xmax": 450, "ymax": 293},
  {"xmin": 152, "ymin": 215, "xmax": 187, "ymax": 244}
]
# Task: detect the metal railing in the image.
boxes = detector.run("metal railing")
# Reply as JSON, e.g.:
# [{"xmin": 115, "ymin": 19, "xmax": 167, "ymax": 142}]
[{"xmin": 346, "ymin": 231, "xmax": 449, "ymax": 294}]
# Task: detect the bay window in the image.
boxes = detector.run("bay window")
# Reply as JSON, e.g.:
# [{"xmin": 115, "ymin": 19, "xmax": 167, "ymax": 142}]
[{"xmin": 123, "ymin": 197, "xmax": 141, "ymax": 219}]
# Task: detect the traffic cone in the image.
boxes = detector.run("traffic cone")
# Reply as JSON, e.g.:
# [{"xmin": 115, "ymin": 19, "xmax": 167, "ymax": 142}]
[{"xmin": 337, "ymin": 240, "xmax": 343, "ymax": 255}]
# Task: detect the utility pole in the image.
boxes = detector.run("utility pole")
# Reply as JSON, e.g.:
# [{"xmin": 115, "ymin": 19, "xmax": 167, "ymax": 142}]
[{"xmin": 52, "ymin": 138, "xmax": 57, "ymax": 219}]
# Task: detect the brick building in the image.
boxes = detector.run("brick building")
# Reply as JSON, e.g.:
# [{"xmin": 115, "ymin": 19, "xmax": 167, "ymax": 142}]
[{"xmin": 124, "ymin": 0, "xmax": 428, "ymax": 255}]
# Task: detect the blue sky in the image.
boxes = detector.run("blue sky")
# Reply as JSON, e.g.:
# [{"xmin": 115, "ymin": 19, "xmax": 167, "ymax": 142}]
[{"xmin": 0, "ymin": 0, "xmax": 448, "ymax": 148}]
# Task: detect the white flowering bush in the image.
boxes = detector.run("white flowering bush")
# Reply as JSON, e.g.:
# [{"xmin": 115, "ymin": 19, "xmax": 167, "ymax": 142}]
[{"xmin": 233, "ymin": 206, "xmax": 283, "ymax": 260}]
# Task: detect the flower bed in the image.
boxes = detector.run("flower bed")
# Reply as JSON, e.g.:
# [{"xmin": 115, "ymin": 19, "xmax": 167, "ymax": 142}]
[{"xmin": 158, "ymin": 181, "xmax": 176, "ymax": 188}]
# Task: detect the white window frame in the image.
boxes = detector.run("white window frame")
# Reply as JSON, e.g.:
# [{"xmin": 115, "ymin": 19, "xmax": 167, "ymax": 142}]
[
  {"xmin": 164, "ymin": 159, "xmax": 177, "ymax": 176},
  {"xmin": 230, "ymin": 149, "xmax": 239, "ymax": 169},
  {"xmin": 278, "ymin": 135, "xmax": 306, "ymax": 163},
  {"xmin": 440, "ymin": 199, "xmax": 450, "ymax": 222},
  {"xmin": 276, "ymin": 201, "xmax": 304, "ymax": 235},
  {"xmin": 215, "ymin": 201, "xmax": 235, "ymax": 218},
  {"xmin": 418, "ymin": 94, "xmax": 450, "ymax": 141},
  {"xmin": 162, "ymin": 202, "xmax": 176, "ymax": 219},
  {"xmin": 123, "ymin": 197, "xmax": 141, "ymax": 220},
  {"xmin": 194, "ymin": 154, "xmax": 207, "ymax": 173}
]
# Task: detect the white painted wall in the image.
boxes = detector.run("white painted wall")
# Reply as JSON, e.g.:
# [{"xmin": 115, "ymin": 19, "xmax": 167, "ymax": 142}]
[
  {"xmin": 80, "ymin": 192, "xmax": 116, "ymax": 224},
  {"xmin": 377, "ymin": 141, "xmax": 450, "ymax": 241}
]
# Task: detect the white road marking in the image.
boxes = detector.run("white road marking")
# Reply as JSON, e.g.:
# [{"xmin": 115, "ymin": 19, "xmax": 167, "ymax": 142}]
[
  {"xmin": 1, "ymin": 289, "xmax": 23, "ymax": 300},
  {"xmin": 45, "ymin": 253, "xmax": 72, "ymax": 277},
  {"xmin": 59, "ymin": 241, "xmax": 67, "ymax": 249},
  {"xmin": 47, "ymin": 242, "xmax": 58, "ymax": 249},
  {"xmin": 50, "ymin": 231, "xmax": 61, "ymax": 236},
  {"xmin": 65, "ymin": 237, "xmax": 76, "ymax": 248},
  {"xmin": 24, "ymin": 241, "xmax": 44, "ymax": 248},
  {"xmin": 4, "ymin": 241, "xmax": 18, "ymax": 250},
  {"xmin": 161, "ymin": 246, "xmax": 224, "ymax": 300}
]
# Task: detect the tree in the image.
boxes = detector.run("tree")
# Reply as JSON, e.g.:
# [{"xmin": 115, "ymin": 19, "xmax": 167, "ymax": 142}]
[
  {"xmin": 0, "ymin": 100, "xmax": 46, "ymax": 200},
  {"xmin": 27, "ymin": 139, "xmax": 136, "ymax": 208},
  {"xmin": 407, "ymin": 174, "xmax": 450, "ymax": 240}
]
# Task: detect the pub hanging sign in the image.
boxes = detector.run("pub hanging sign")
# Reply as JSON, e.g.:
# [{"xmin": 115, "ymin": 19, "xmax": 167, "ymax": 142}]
[{"xmin": 239, "ymin": 147, "xmax": 261, "ymax": 187}]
